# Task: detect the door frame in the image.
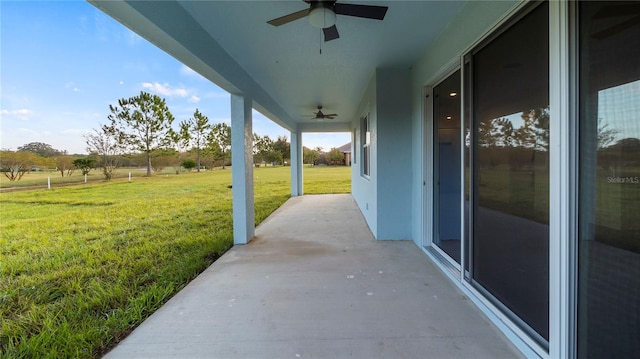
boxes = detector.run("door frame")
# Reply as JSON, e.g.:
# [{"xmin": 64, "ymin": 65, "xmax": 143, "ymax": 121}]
[{"xmin": 423, "ymin": 64, "xmax": 462, "ymax": 272}]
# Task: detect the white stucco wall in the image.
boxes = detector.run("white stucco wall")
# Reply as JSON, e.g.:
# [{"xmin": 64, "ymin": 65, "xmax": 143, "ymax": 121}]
[
  {"xmin": 376, "ymin": 68, "xmax": 413, "ymax": 240},
  {"xmin": 352, "ymin": 72, "xmax": 378, "ymax": 235},
  {"xmin": 352, "ymin": 69, "xmax": 413, "ymax": 240}
]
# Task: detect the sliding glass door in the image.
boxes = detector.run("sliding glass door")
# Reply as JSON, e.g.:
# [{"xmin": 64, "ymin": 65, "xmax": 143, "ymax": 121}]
[
  {"xmin": 467, "ymin": 2, "xmax": 550, "ymax": 343},
  {"xmin": 577, "ymin": 2, "xmax": 640, "ymax": 357},
  {"xmin": 425, "ymin": 1, "xmax": 639, "ymax": 354}
]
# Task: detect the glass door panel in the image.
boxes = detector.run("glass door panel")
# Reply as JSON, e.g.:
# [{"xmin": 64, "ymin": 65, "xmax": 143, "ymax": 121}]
[
  {"xmin": 578, "ymin": 2, "xmax": 640, "ymax": 357},
  {"xmin": 433, "ymin": 70, "xmax": 461, "ymax": 264},
  {"xmin": 469, "ymin": 2, "xmax": 549, "ymax": 342}
]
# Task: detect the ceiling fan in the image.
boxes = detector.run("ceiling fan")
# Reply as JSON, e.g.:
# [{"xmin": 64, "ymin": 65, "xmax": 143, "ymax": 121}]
[
  {"xmin": 267, "ymin": 0, "xmax": 388, "ymax": 42},
  {"xmin": 305, "ymin": 106, "xmax": 338, "ymax": 120}
]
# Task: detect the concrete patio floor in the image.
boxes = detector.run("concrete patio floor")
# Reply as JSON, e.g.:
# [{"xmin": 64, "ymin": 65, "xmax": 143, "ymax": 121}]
[{"xmin": 105, "ymin": 194, "xmax": 523, "ymax": 358}]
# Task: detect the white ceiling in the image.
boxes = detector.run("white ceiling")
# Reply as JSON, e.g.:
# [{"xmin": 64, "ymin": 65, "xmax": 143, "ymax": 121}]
[{"xmin": 90, "ymin": 1, "xmax": 467, "ymax": 132}]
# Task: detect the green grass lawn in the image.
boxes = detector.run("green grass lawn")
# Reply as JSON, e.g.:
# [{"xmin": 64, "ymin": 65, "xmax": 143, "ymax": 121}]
[
  {"xmin": 0, "ymin": 166, "xmax": 350, "ymax": 358},
  {"xmin": 477, "ymin": 167, "xmax": 550, "ymax": 224},
  {"xmin": 303, "ymin": 165, "xmax": 351, "ymax": 194}
]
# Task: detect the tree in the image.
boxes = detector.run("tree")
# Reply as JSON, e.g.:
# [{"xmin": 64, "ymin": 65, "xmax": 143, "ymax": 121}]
[
  {"xmin": 17, "ymin": 142, "xmax": 64, "ymax": 157},
  {"xmin": 179, "ymin": 109, "xmax": 211, "ymax": 172},
  {"xmin": 150, "ymin": 148, "xmax": 179, "ymax": 173},
  {"xmin": 326, "ymin": 147, "xmax": 345, "ymax": 165},
  {"xmin": 55, "ymin": 155, "xmax": 75, "ymax": 177},
  {"xmin": 85, "ymin": 126, "xmax": 122, "ymax": 180},
  {"xmin": 313, "ymin": 146, "xmax": 326, "ymax": 165},
  {"xmin": 253, "ymin": 133, "xmax": 275, "ymax": 165},
  {"xmin": 303, "ymin": 146, "xmax": 320, "ymax": 165},
  {"xmin": 597, "ymin": 123, "xmax": 619, "ymax": 149},
  {"xmin": 495, "ymin": 118, "xmax": 515, "ymax": 147},
  {"xmin": 519, "ymin": 107, "xmax": 549, "ymax": 152},
  {"xmin": 0, "ymin": 150, "xmax": 47, "ymax": 181},
  {"xmin": 256, "ymin": 134, "xmax": 274, "ymax": 165},
  {"xmin": 182, "ymin": 159, "xmax": 197, "ymax": 171},
  {"xmin": 120, "ymin": 152, "xmax": 146, "ymax": 168},
  {"xmin": 253, "ymin": 133, "xmax": 264, "ymax": 164},
  {"xmin": 478, "ymin": 118, "xmax": 501, "ymax": 148},
  {"xmin": 106, "ymin": 91, "xmax": 176, "ymax": 176},
  {"xmin": 208, "ymin": 122, "xmax": 231, "ymax": 169},
  {"xmin": 200, "ymin": 144, "xmax": 221, "ymax": 169},
  {"xmin": 599, "ymin": 137, "xmax": 640, "ymax": 175},
  {"xmin": 272, "ymin": 135, "xmax": 290, "ymax": 165},
  {"xmin": 73, "ymin": 158, "xmax": 95, "ymax": 176}
]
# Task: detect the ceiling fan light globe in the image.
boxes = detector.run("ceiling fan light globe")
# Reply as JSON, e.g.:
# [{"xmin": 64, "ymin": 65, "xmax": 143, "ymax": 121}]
[{"xmin": 309, "ymin": 7, "xmax": 336, "ymax": 29}]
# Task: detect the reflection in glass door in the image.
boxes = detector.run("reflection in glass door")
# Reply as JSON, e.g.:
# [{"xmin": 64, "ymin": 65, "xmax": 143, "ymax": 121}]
[
  {"xmin": 468, "ymin": 2, "xmax": 549, "ymax": 343},
  {"xmin": 578, "ymin": 1, "xmax": 640, "ymax": 357},
  {"xmin": 433, "ymin": 70, "xmax": 461, "ymax": 264}
]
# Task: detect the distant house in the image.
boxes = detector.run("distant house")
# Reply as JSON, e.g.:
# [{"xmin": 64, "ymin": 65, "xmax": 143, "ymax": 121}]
[{"xmin": 337, "ymin": 143, "xmax": 351, "ymax": 166}]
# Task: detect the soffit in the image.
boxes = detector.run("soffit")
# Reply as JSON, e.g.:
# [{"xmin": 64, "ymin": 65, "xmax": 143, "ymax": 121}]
[{"xmin": 90, "ymin": 1, "xmax": 467, "ymax": 131}]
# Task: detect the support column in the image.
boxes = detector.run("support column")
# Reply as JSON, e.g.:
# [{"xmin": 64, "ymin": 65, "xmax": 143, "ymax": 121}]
[
  {"xmin": 231, "ymin": 94, "xmax": 254, "ymax": 245},
  {"xmin": 290, "ymin": 129, "xmax": 303, "ymax": 196}
]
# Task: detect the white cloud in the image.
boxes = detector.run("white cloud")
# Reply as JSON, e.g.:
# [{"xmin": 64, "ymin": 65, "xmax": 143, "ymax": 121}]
[
  {"xmin": 141, "ymin": 82, "xmax": 189, "ymax": 98},
  {"xmin": 1, "ymin": 109, "xmax": 32, "ymax": 116},
  {"xmin": 188, "ymin": 95, "xmax": 200, "ymax": 103},
  {"xmin": 1, "ymin": 109, "xmax": 33, "ymax": 121}
]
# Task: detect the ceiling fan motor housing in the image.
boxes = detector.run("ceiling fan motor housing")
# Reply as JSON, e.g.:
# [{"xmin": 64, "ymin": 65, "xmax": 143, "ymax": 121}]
[{"xmin": 309, "ymin": 1, "xmax": 337, "ymax": 29}]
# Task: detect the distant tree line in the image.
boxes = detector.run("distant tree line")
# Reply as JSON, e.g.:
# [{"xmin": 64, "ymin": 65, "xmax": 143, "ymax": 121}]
[
  {"xmin": 0, "ymin": 91, "xmax": 304, "ymax": 181},
  {"xmin": 302, "ymin": 146, "xmax": 346, "ymax": 166},
  {"xmin": 468, "ymin": 106, "xmax": 638, "ymax": 175}
]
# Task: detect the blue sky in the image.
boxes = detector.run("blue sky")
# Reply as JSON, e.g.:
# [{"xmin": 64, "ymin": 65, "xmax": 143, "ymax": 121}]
[{"xmin": 0, "ymin": 1, "xmax": 349, "ymax": 155}]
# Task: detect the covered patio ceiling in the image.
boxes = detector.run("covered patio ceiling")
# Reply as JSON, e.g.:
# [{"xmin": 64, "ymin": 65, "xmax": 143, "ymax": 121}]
[{"xmin": 89, "ymin": 1, "xmax": 467, "ymax": 132}]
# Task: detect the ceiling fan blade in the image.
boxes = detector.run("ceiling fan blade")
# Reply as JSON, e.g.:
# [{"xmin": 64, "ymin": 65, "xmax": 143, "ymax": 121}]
[
  {"xmin": 323, "ymin": 25, "xmax": 340, "ymax": 41},
  {"xmin": 323, "ymin": 113, "xmax": 338, "ymax": 117},
  {"xmin": 334, "ymin": 3, "xmax": 388, "ymax": 20},
  {"xmin": 267, "ymin": 8, "xmax": 310, "ymax": 26}
]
